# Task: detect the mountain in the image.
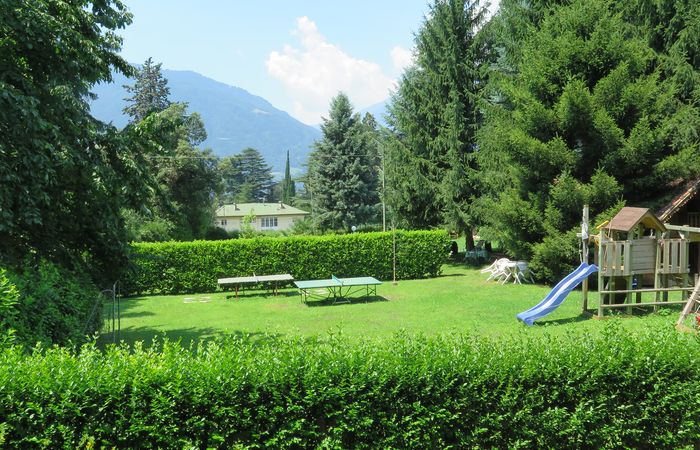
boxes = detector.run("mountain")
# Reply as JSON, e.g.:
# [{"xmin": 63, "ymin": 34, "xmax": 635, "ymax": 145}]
[
  {"xmin": 89, "ymin": 69, "xmax": 321, "ymax": 172},
  {"xmin": 360, "ymin": 99, "xmax": 390, "ymax": 127}
]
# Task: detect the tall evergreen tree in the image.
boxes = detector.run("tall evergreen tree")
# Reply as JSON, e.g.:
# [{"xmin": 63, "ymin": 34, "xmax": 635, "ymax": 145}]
[
  {"xmin": 387, "ymin": 0, "xmax": 489, "ymax": 248},
  {"xmin": 476, "ymin": 0, "xmax": 700, "ymax": 280},
  {"xmin": 123, "ymin": 57, "xmax": 171, "ymax": 122},
  {"xmin": 219, "ymin": 148, "xmax": 274, "ymax": 203},
  {"xmin": 280, "ymin": 150, "xmax": 296, "ymax": 204},
  {"xmin": 308, "ymin": 93, "xmax": 379, "ymax": 231}
]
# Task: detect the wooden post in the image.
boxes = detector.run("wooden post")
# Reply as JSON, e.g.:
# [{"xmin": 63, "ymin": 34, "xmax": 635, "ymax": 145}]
[
  {"xmin": 626, "ymin": 275, "xmax": 634, "ymax": 315},
  {"xmin": 655, "ymin": 230, "xmax": 661, "ymax": 307},
  {"xmin": 582, "ymin": 205, "xmax": 590, "ymax": 313},
  {"xmin": 598, "ymin": 227, "xmax": 605, "ymax": 318}
]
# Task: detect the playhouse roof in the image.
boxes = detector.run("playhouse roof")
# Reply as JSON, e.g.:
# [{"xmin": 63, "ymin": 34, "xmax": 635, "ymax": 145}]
[{"xmin": 607, "ymin": 207, "xmax": 666, "ymax": 233}]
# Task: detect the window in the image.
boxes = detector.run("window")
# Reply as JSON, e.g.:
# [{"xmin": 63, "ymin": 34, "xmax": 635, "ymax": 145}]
[
  {"xmin": 261, "ymin": 217, "xmax": 278, "ymax": 229},
  {"xmin": 220, "ymin": 219, "xmax": 227, "ymax": 226}
]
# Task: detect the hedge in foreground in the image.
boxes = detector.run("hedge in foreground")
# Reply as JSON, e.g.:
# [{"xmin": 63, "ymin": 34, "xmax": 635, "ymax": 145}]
[
  {"xmin": 123, "ymin": 230, "xmax": 448, "ymax": 295},
  {"xmin": 0, "ymin": 325, "xmax": 699, "ymax": 448}
]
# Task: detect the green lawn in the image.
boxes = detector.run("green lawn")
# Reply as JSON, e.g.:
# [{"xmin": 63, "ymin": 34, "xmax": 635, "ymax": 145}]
[{"xmin": 104, "ymin": 263, "xmax": 685, "ymax": 346}]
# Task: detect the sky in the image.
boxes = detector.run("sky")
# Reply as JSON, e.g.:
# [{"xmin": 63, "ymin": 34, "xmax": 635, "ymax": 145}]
[{"xmin": 117, "ymin": 1, "xmax": 499, "ymax": 125}]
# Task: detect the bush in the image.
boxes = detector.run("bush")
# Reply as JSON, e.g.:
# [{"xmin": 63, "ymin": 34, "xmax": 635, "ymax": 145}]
[
  {"xmin": 0, "ymin": 269, "xmax": 19, "ymax": 342},
  {"xmin": 3, "ymin": 260, "xmax": 101, "ymax": 347},
  {"xmin": 530, "ymin": 229, "xmax": 581, "ymax": 283},
  {"xmin": 203, "ymin": 226, "xmax": 230, "ymax": 241},
  {"xmin": 123, "ymin": 230, "xmax": 448, "ymax": 295},
  {"xmin": 0, "ymin": 325, "xmax": 698, "ymax": 448}
]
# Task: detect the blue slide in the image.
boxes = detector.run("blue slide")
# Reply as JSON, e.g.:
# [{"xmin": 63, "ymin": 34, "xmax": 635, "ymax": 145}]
[{"xmin": 516, "ymin": 262, "xmax": 598, "ymax": 326}]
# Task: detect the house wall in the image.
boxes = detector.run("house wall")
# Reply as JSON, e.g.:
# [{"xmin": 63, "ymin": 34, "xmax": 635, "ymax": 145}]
[
  {"xmin": 668, "ymin": 197, "xmax": 700, "ymax": 227},
  {"xmin": 666, "ymin": 197, "xmax": 700, "ymax": 275},
  {"xmin": 215, "ymin": 214, "xmax": 307, "ymax": 232}
]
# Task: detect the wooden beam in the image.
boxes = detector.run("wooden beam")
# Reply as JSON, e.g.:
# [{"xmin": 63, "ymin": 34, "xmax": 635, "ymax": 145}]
[
  {"xmin": 600, "ymin": 300, "xmax": 688, "ymax": 309},
  {"xmin": 665, "ymin": 224, "xmax": 700, "ymax": 233},
  {"xmin": 600, "ymin": 287, "xmax": 694, "ymax": 294}
]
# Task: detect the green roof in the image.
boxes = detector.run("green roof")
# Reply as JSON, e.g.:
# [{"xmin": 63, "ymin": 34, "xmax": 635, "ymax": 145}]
[{"xmin": 215, "ymin": 203, "xmax": 309, "ymax": 218}]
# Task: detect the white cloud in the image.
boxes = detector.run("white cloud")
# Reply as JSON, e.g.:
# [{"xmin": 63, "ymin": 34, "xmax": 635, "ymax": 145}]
[
  {"xmin": 390, "ymin": 46, "xmax": 414, "ymax": 73},
  {"xmin": 266, "ymin": 16, "xmax": 395, "ymax": 125}
]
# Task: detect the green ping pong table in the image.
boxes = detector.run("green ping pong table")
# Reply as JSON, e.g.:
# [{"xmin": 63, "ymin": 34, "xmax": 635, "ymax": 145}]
[{"xmin": 294, "ymin": 275, "xmax": 382, "ymax": 304}]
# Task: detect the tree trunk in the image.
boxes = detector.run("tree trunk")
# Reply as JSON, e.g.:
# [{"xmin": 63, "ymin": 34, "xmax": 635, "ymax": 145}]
[{"xmin": 465, "ymin": 231, "xmax": 475, "ymax": 251}]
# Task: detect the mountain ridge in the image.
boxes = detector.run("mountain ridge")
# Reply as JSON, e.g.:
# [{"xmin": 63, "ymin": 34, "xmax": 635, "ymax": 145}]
[{"xmin": 89, "ymin": 68, "xmax": 321, "ymax": 172}]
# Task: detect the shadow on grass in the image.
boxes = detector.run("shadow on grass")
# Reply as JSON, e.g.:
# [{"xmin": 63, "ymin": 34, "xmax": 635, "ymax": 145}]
[
  {"xmin": 223, "ymin": 290, "xmax": 298, "ymax": 300},
  {"xmin": 304, "ymin": 295, "xmax": 388, "ymax": 308},
  {"xmin": 98, "ymin": 326, "xmax": 285, "ymax": 349},
  {"xmin": 444, "ymin": 259, "xmax": 492, "ymax": 270},
  {"xmin": 535, "ymin": 313, "xmax": 591, "ymax": 326},
  {"xmin": 120, "ymin": 311, "xmax": 156, "ymax": 319}
]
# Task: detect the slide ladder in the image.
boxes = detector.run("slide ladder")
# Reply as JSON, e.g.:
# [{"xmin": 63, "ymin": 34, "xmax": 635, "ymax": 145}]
[
  {"xmin": 676, "ymin": 277, "xmax": 700, "ymax": 328},
  {"xmin": 517, "ymin": 262, "xmax": 598, "ymax": 326}
]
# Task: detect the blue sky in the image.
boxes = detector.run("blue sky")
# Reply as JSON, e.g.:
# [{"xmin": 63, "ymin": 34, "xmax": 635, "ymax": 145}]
[{"xmin": 117, "ymin": 1, "xmax": 499, "ymax": 124}]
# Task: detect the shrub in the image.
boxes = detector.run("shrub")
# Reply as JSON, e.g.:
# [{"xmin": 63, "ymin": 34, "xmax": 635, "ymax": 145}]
[
  {"xmin": 123, "ymin": 230, "xmax": 448, "ymax": 295},
  {"xmin": 0, "ymin": 269, "xmax": 19, "ymax": 342},
  {"xmin": 4, "ymin": 260, "xmax": 101, "ymax": 347},
  {"xmin": 530, "ymin": 229, "xmax": 581, "ymax": 283},
  {"xmin": 0, "ymin": 325, "xmax": 698, "ymax": 448},
  {"xmin": 203, "ymin": 226, "xmax": 230, "ymax": 241}
]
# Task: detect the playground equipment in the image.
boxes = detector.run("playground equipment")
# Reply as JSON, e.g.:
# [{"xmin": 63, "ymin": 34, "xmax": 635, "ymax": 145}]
[
  {"xmin": 677, "ymin": 277, "xmax": 700, "ymax": 328},
  {"xmin": 517, "ymin": 262, "xmax": 598, "ymax": 325},
  {"xmin": 518, "ymin": 205, "xmax": 698, "ymax": 325},
  {"xmin": 588, "ymin": 207, "xmax": 694, "ymax": 317},
  {"xmin": 517, "ymin": 207, "xmax": 597, "ymax": 325}
]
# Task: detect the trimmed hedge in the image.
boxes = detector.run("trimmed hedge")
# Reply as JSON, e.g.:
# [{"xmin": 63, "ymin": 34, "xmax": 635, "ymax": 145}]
[
  {"xmin": 0, "ymin": 326, "xmax": 699, "ymax": 448},
  {"xmin": 123, "ymin": 230, "xmax": 449, "ymax": 295}
]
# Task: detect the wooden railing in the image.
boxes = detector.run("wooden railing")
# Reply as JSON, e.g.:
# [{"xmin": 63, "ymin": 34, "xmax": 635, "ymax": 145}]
[
  {"xmin": 600, "ymin": 240, "xmax": 631, "ymax": 276},
  {"xmin": 658, "ymin": 238, "xmax": 689, "ymax": 274},
  {"xmin": 600, "ymin": 238, "xmax": 689, "ymax": 276}
]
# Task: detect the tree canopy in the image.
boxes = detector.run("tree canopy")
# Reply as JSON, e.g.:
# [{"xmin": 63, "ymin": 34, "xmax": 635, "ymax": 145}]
[
  {"xmin": 474, "ymin": 0, "xmax": 700, "ymax": 279},
  {"xmin": 307, "ymin": 93, "xmax": 380, "ymax": 231},
  {"xmin": 386, "ymin": 0, "xmax": 489, "ymax": 247},
  {"xmin": 0, "ymin": 0, "xmax": 156, "ymax": 279},
  {"xmin": 123, "ymin": 57, "xmax": 171, "ymax": 123},
  {"xmin": 219, "ymin": 148, "xmax": 274, "ymax": 203}
]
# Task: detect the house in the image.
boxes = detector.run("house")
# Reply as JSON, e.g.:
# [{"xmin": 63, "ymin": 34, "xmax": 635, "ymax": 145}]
[
  {"xmin": 214, "ymin": 202, "xmax": 309, "ymax": 232},
  {"xmin": 656, "ymin": 178, "xmax": 700, "ymax": 275}
]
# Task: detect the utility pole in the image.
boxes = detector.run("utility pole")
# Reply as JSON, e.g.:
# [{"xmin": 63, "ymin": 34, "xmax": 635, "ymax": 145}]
[{"xmin": 382, "ymin": 145, "xmax": 386, "ymax": 232}]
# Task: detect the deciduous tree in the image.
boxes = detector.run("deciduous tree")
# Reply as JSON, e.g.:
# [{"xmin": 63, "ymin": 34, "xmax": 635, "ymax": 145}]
[{"xmin": 0, "ymin": 0, "xmax": 156, "ymax": 279}]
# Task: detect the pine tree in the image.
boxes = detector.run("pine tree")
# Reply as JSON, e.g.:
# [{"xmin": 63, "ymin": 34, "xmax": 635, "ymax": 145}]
[
  {"xmin": 476, "ymin": 0, "xmax": 700, "ymax": 280},
  {"xmin": 308, "ymin": 93, "xmax": 379, "ymax": 231},
  {"xmin": 387, "ymin": 0, "xmax": 488, "ymax": 248},
  {"xmin": 219, "ymin": 148, "xmax": 274, "ymax": 203},
  {"xmin": 123, "ymin": 57, "xmax": 171, "ymax": 122}
]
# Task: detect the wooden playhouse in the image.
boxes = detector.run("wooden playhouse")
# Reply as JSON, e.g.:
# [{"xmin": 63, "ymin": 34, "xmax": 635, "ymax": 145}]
[{"xmin": 591, "ymin": 207, "xmax": 695, "ymax": 317}]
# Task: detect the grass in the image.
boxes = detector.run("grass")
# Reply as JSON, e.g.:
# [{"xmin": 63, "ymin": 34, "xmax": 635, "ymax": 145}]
[{"xmin": 103, "ymin": 262, "xmax": 686, "ymax": 347}]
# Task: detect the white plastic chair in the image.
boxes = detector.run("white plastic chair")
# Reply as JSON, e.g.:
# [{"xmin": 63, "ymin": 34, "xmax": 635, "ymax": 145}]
[{"xmin": 484, "ymin": 258, "xmax": 511, "ymax": 282}]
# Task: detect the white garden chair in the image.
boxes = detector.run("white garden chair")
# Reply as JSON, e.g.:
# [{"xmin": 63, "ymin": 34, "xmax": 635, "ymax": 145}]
[{"xmin": 483, "ymin": 258, "xmax": 511, "ymax": 282}]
